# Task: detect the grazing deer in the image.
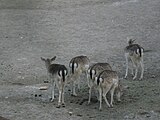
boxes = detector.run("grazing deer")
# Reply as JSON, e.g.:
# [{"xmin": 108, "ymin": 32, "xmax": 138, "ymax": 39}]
[
  {"xmin": 95, "ymin": 70, "xmax": 119, "ymax": 111},
  {"xmin": 41, "ymin": 56, "xmax": 68, "ymax": 108},
  {"xmin": 124, "ymin": 39, "xmax": 144, "ymax": 80},
  {"xmin": 87, "ymin": 63, "xmax": 112, "ymax": 104},
  {"xmin": 68, "ymin": 55, "xmax": 90, "ymax": 96}
]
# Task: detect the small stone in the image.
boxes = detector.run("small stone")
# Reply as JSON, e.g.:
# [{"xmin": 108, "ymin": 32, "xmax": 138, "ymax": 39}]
[
  {"xmin": 68, "ymin": 111, "xmax": 73, "ymax": 116},
  {"xmin": 44, "ymin": 80, "xmax": 49, "ymax": 83},
  {"xmin": 39, "ymin": 86, "xmax": 48, "ymax": 90},
  {"xmin": 5, "ymin": 96, "xmax": 8, "ymax": 99},
  {"xmin": 146, "ymin": 114, "xmax": 151, "ymax": 118},
  {"xmin": 151, "ymin": 75, "xmax": 156, "ymax": 78},
  {"xmin": 56, "ymin": 105, "xmax": 60, "ymax": 108},
  {"xmin": 77, "ymin": 114, "xmax": 83, "ymax": 117}
]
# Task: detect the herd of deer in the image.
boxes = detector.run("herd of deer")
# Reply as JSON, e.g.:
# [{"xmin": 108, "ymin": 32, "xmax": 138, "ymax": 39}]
[{"xmin": 41, "ymin": 39, "xmax": 144, "ymax": 111}]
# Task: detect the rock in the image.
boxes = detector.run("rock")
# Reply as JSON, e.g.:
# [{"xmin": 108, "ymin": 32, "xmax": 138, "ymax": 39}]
[
  {"xmin": 77, "ymin": 114, "xmax": 83, "ymax": 117},
  {"xmin": 151, "ymin": 75, "xmax": 156, "ymax": 78},
  {"xmin": 68, "ymin": 111, "xmax": 73, "ymax": 116},
  {"xmin": 39, "ymin": 86, "xmax": 48, "ymax": 90}
]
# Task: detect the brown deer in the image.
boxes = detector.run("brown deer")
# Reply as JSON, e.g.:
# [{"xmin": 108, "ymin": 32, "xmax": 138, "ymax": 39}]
[
  {"xmin": 95, "ymin": 70, "xmax": 119, "ymax": 111},
  {"xmin": 41, "ymin": 56, "xmax": 68, "ymax": 108},
  {"xmin": 124, "ymin": 39, "xmax": 144, "ymax": 80},
  {"xmin": 68, "ymin": 55, "xmax": 90, "ymax": 96}
]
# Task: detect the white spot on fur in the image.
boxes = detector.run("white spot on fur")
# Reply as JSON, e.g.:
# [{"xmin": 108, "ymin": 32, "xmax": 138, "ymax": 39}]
[
  {"xmin": 99, "ymin": 78, "xmax": 103, "ymax": 83},
  {"xmin": 137, "ymin": 49, "xmax": 139, "ymax": 54},
  {"xmin": 69, "ymin": 63, "xmax": 72, "ymax": 68},
  {"xmin": 64, "ymin": 70, "xmax": 67, "ymax": 75},
  {"xmin": 87, "ymin": 69, "xmax": 90, "ymax": 74},
  {"xmin": 141, "ymin": 48, "xmax": 144, "ymax": 52},
  {"xmin": 94, "ymin": 77, "xmax": 98, "ymax": 84},
  {"xmin": 92, "ymin": 70, "xmax": 96, "ymax": 77},
  {"xmin": 74, "ymin": 63, "xmax": 78, "ymax": 68},
  {"xmin": 59, "ymin": 70, "xmax": 62, "ymax": 76}
]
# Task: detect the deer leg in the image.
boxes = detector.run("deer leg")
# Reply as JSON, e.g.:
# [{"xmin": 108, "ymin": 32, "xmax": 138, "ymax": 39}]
[
  {"xmin": 72, "ymin": 81, "xmax": 77, "ymax": 96},
  {"xmin": 131, "ymin": 62, "xmax": 134, "ymax": 76},
  {"xmin": 139, "ymin": 60, "xmax": 144, "ymax": 80},
  {"xmin": 110, "ymin": 82, "xmax": 118, "ymax": 107},
  {"xmin": 57, "ymin": 89, "xmax": 62, "ymax": 108},
  {"xmin": 51, "ymin": 80, "xmax": 55, "ymax": 102},
  {"xmin": 103, "ymin": 87, "xmax": 111, "ymax": 108},
  {"xmin": 88, "ymin": 86, "xmax": 92, "ymax": 104},
  {"xmin": 133, "ymin": 65, "xmax": 138, "ymax": 80},
  {"xmin": 61, "ymin": 86, "xmax": 65, "ymax": 107},
  {"xmin": 99, "ymin": 87, "xmax": 102, "ymax": 111},
  {"xmin": 125, "ymin": 54, "xmax": 129, "ymax": 79}
]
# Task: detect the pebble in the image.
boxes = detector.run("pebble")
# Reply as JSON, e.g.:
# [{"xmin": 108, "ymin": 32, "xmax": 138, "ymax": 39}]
[
  {"xmin": 151, "ymin": 75, "xmax": 156, "ymax": 78},
  {"xmin": 77, "ymin": 114, "xmax": 83, "ymax": 117},
  {"xmin": 68, "ymin": 111, "xmax": 73, "ymax": 116}
]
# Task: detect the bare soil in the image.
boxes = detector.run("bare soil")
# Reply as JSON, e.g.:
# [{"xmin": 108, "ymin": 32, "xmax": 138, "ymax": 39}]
[{"xmin": 0, "ymin": 0, "xmax": 160, "ymax": 119}]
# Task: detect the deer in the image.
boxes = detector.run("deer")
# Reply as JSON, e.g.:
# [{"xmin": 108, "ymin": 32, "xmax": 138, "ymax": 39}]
[
  {"xmin": 68, "ymin": 55, "xmax": 90, "ymax": 96},
  {"xmin": 124, "ymin": 39, "xmax": 144, "ymax": 80},
  {"xmin": 87, "ymin": 63, "xmax": 112, "ymax": 104},
  {"xmin": 95, "ymin": 70, "xmax": 119, "ymax": 111},
  {"xmin": 41, "ymin": 56, "xmax": 68, "ymax": 108}
]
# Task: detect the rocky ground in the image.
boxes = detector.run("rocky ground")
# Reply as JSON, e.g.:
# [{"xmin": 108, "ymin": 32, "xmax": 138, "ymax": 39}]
[{"xmin": 0, "ymin": 0, "xmax": 160, "ymax": 119}]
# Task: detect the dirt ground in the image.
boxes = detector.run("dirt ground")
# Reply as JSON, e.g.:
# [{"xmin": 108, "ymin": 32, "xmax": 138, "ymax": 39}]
[{"xmin": 0, "ymin": 0, "xmax": 160, "ymax": 119}]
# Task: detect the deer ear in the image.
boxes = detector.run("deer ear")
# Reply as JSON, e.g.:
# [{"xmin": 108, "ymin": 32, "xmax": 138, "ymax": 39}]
[
  {"xmin": 51, "ymin": 56, "xmax": 56, "ymax": 61},
  {"xmin": 41, "ymin": 57, "xmax": 46, "ymax": 61}
]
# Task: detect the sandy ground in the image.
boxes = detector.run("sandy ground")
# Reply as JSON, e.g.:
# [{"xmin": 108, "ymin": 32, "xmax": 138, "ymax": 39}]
[{"xmin": 0, "ymin": 0, "xmax": 160, "ymax": 119}]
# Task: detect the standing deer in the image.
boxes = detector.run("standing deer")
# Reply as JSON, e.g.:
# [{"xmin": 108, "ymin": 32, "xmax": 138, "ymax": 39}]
[
  {"xmin": 41, "ymin": 56, "xmax": 68, "ymax": 108},
  {"xmin": 124, "ymin": 39, "xmax": 144, "ymax": 80},
  {"xmin": 68, "ymin": 55, "xmax": 90, "ymax": 96},
  {"xmin": 95, "ymin": 70, "xmax": 119, "ymax": 111},
  {"xmin": 87, "ymin": 63, "xmax": 112, "ymax": 104}
]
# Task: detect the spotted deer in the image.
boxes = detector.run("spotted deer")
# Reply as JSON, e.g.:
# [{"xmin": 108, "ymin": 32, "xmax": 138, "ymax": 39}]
[
  {"xmin": 87, "ymin": 63, "xmax": 112, "ymax": 104},
  {"xmin": 68, "ymin": 55, "xmax": 90, "ymax": 96},
  {"xmin": 95, "ymin": 70, "xmax": 119, "ymax": 111},
  {"xmin": 124, "ymin": 39, "xmax": 144, "ymax": 80},
  {"xmin": 41, "ymin": 56, "xmax": 68, "ymax": 108}
]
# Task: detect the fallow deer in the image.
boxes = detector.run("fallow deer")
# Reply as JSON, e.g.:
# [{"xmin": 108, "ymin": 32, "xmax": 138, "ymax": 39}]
[
  {"xmin": 41, "ymin": 56, "xmax": 68, "ymax": 107},
  {"xmin": 124, "ymin": 39, "xmax": 144, "ymax": 80},
  {"xmin": 68, "ymin": 55, "xmax": 90, "ymax": 96}
]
